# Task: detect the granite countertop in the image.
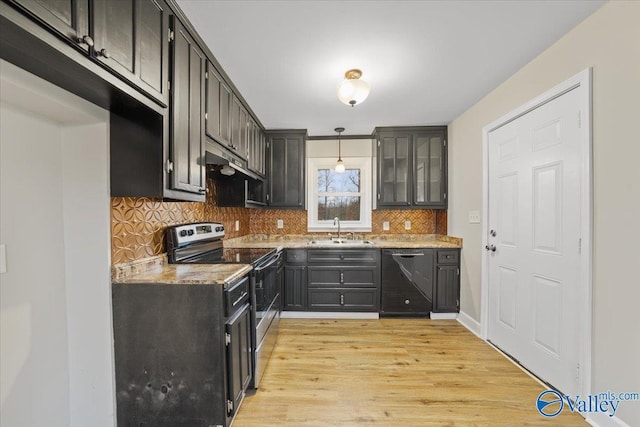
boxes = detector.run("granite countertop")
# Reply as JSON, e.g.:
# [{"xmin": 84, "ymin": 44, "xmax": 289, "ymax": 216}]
[
  {"xmin": 112, "ymin": 255, "xmax": 252, "ymax": 285},
  {"xmin": 223, "ymin": 234, "xmax": 462, "ymax": 249}
]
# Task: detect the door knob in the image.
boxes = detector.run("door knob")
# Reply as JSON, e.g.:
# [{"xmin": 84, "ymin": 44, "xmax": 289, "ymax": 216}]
[{"xmin": 485, "ymin": 244, "xmax": 496, "ymax": 252}]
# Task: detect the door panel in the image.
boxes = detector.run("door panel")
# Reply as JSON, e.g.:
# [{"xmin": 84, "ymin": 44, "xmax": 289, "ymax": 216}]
[
  {"xmin": 93, "ymin": 0, "xmax": 135, "ymax": 74},
  {"xmin": 13, "ymin": 0, "xmax": 90, "ymax": 50},
  {"xmin": 487, "ymin": 87, "xmax": 582, "ymax": 396},
  {"xmin": 137, "ymin": 0, "xmax": 167, "ymax": 99}
]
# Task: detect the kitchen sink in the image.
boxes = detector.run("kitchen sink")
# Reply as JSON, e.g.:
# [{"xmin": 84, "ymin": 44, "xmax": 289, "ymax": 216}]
[{"xmin": 308, "ymin": 239, "xmax": 375, "ymax": 246}]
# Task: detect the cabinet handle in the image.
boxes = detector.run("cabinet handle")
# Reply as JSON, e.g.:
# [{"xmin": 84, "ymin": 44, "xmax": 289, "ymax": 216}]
[
  {"xmin": 97, "ymin": 48, "xmax": 111, "ymax": 59},
  {"xmin": 405, "ymin": 299, "xmax": 410, "ymax": 305},
  {"xmin": 78, "ymin": 35, "xmax": 94, "ymax": 47},
  {"xmin": 340, "ymin": 272, "xmax": 344, "ymax": 283},
  {"xmin": 340, "ymin": 294, "xmax": 344, "ymax": 305}
]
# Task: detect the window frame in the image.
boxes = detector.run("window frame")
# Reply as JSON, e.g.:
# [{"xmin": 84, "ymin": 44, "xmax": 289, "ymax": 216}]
[{"xmin": 307, "ymin": 157, "xmax": 372, "ymax": 232}]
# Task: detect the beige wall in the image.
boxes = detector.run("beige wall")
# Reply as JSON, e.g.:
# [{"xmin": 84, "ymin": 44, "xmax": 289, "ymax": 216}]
[{"xmin": 448, "ymin": 1, "xmax": 640, "ymax": 425}]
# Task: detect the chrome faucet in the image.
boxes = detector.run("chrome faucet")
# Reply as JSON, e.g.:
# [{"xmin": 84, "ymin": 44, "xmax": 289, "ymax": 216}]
[{"xmin": 333, "ymin": 217, "xmax": 341, "ymax": 240}]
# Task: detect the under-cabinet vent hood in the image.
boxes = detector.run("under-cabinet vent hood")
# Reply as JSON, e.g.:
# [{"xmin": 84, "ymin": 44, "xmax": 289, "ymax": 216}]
[{"xmin": 205, "ymin": 139, "xmax": 258, "ymax": 180}]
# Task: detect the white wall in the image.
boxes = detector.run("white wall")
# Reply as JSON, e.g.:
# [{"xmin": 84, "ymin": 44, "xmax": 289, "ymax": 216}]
[
  {"xmin": 0, "ymin": 61, "xmax": 115, "ymax": 427},
  {"xmin": 307, "ymin": 138, "xmax": 373, "ymax": 158},
  {"xmin": 448, "ymin": 2, "xmax": 640, "ymax": 426}
]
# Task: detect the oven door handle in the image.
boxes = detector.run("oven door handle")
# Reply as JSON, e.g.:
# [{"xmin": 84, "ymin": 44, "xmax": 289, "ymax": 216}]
[
  {"xmin": 254, "ymin": 251, "xmax": 282, "ymax": 273},
  {"xmin": 391, "ymin": 253, "xmax": 424, "ymax": 257}
]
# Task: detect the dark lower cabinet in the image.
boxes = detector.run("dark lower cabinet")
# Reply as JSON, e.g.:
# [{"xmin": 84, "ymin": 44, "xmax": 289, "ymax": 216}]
[
  {"xmin": 112, "ymin": 278, "xmax": 252, "ymax": 427},
  {"xmin": 308, "ymin": 288, "xmax": 378, "ymax": 311},
  {"xmin": 434, "ymin": 265, "xmax": 460, "ymax": 313},
  {"xmin": 433, "ymin": 249, "xmax": 460, "ymax": 313},
  {"xmin": 225, "ymin": 303, "xmax": 252, "ymax": 417},
  {"xmin": 284, "ymin": 250, "xmax": 307, "ymax": 311},
  {"xmin": 306, "ymin": 249, "xmax": 380, "ymax": 312},
  {"xmin": 284, "ymin": 266, "xmax": 306, "ymax": 310}
]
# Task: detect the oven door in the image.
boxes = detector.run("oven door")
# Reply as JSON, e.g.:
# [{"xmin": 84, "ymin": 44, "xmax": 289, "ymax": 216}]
[{"xmin": 251, "ymin": 251, "xmax": 282, "ymax": 388}]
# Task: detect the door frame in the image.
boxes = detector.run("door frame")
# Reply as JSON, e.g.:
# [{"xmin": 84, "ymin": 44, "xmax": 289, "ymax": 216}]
[{"xmin": 480, "ymin": 68, "xmax": 593, "ymax": 396}]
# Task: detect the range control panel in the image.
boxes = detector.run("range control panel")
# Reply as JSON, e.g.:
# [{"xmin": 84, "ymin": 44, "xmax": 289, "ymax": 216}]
[{"xmin": 169, "ymin": 222, "xmax": 225, "ymax": 246}]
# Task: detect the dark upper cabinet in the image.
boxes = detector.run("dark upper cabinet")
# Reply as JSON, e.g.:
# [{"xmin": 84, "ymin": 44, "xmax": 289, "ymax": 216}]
[
  {"xmin": 377, "ymin": 131, "xmax": 412, "ymax": 206},
  {"xmin": 93, "ymin": 0, "xmax": 169, "ymax": 104},
  {"xmin": 10, "ymin": 0, "xmax": 169, "ymax": 104},
  {"xmin": 375, "ymin": 126, "xmax": 447, "ymax": 209},
  {"xmin": 10, "ymin": 0, "xmax": 90, "ymax": 51},
  {"xmin": 413, "ymin": 130, "xmax": 447, "ymax": 207},
  {"xmin": 267, "ymin": 130, "xmax": 306, "ymax": 208},
  {"xmin": 169, "ymin": 16, "xmax": 205, "ymax": 195},
  {"xmin": 247, "ymin": 117, "xmax": 265, "ymax": 176},
  {"xmin": 93, "ymin": 0, "xmax": 135, "ymax": 75},
  {"xmin": 229, "ymin": 95, "xmax": 249, "ymax": 160},
  {"xmin": 205, "ymin": 61, "xmax": 232, "ymax": 146}
]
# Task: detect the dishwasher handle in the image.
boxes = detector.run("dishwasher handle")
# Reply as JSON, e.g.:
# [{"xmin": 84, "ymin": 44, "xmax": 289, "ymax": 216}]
[{"xmin": 391, "ymin": 253, "xmax": 425, "ymax": 258}]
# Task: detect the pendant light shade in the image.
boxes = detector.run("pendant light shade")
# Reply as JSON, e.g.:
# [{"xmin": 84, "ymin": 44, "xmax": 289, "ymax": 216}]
[
  {"xmin": 337, "ymin": 69, "xmax": 370, "ymax": 107},
  {"xmin": 335, "ymin": 127, "xmax": 345, "ymax": 173}
]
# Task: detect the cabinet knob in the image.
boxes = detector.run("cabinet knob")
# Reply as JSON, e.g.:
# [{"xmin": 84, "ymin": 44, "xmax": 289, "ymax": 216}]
[
  {"xmin": 404, "ymin": 299, "xmax": 410, "ymax": 305},
  {"xmin": 97, "ymin": 48, "xmax": 111, "ymax": 59},
  {"xmin": 78, "ymin": 35, "xmax": 94, "ymax": 47}
]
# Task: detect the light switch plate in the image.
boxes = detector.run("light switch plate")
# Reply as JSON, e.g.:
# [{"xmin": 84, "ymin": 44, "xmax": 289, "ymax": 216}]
[
  {"xmin": 404, "ymin": 220, "xmax": 411, "ymax": 230},
  {"xmin": 235, "ymin": 220, "xmax": 240, "ymax": 231},
  {"xmin": 469, "ymin": 210, "xmax": 481, "ymax": 224},
  {"xmin": 0, "ymin": 244, "xmax": 6, "ymax": 274},
  {"xmin": 383, "ymin": 221, "xmax": 390, "ymax": 231},
  {"xmin": 277, "ymin": 219, "xmax": 284, "ymax": 229}
]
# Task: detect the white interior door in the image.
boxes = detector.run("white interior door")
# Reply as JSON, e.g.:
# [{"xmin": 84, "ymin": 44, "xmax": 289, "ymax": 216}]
[{"xmin": 487, "ymin": 87, "xmax": 582, "ymax": 396}]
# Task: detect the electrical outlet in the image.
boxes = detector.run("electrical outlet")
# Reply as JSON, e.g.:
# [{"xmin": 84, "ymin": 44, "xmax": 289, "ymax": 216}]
[
  {"xmin": 404, "ymin": 220, "xmax": 411, "ymax": 230},
  {"xmin": 469, "ymin": 210, "xmax": 481, "ymax": 224},
  {"xmin": 277, "ymin": 219, "xmax": 284, "ymax": 229},
  {"xmin": 235, "ymin": 220, "xmax": 239, "ymax": 231},
  {"xmin": 383, "ymin": 221, "xmax": 390, "ymax": 231}
]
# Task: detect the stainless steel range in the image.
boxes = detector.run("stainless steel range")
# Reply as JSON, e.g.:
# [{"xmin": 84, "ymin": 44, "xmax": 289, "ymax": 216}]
[{"xmin": 166, "ymin": 222, "xmax": 282, "ymax": 388}]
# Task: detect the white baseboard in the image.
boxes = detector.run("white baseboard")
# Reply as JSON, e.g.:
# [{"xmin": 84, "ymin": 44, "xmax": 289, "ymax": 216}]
[
  {"xmin": 280, "ymin": 311, "xmax": 379, "ymax": 319},
  {"xmin": 457, "ymin": 310, "xmax": 482, "ymax": 337},
  {"xmin": 587, "ymin": 413, "xmax": 632, "ymax": 427},
  {"xmin": 429, "ymin": 312, "xmax": 458, "ymax": 320}
]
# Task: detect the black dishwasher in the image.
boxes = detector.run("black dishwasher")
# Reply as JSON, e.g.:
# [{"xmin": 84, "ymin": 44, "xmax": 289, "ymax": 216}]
[{"xmin": 381, "ymin": 249, "xmax": 434, "ymax": 317}]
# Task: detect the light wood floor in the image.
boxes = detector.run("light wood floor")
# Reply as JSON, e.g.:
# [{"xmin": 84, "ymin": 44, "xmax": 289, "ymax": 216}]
[{"xmin": 234, "ymin": 319, "xmax": 588, "ymax": 426}]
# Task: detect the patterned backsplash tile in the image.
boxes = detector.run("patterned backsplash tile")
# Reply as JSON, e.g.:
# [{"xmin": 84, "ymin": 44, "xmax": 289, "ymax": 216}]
[{"xmin": 111, "ymin": 179, "xmax": 447, "ymax": 264}]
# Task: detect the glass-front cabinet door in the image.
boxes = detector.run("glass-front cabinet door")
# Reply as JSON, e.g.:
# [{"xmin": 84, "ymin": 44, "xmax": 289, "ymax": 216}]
[
  {"xmin": 413, "ymin": 130, "xmax": 446, "ymax": 208},
  {"xmin": 378, "ymin": 132, "xmax": 411, "ymax": 207}
]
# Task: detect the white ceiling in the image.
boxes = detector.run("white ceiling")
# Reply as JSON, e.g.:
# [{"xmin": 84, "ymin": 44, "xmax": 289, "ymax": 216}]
[{"xmin": 177, "ymin": 0, "xmax": 604, "ymax": 136}]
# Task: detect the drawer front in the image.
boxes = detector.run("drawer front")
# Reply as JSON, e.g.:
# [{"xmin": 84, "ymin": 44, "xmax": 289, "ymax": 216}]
[
  {"xmin": 437, "ymin": 250, "xmax": 459, "ymax": 265},
  {"xmin": 308, "ymin": 288, "xmax": 379, "ymax": 311},
  {"xmin": 225, "ymin": 275, "xmax": 250, "ymax": 317},
  {"xmin": 307, "ymin": 266, "xmax": 378, "ymax": 288},
  {"xmin": 286, "ymin": 249, "xmax": 307, "ymax": 264},
  {"xmin": 307, "ymin": 249, "xmax": 378, "ymax": 264}
]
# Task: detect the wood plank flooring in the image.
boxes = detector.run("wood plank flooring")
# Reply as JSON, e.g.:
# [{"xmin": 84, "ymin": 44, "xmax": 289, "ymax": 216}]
[{"xmin": 234, "ymin": 319, "xmax": 588, "ymax": 426}]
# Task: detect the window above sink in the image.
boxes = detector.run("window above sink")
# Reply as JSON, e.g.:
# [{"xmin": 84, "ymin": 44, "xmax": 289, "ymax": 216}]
[{"xmin": 307, "ymin": 157, "xmax": 372, "ymax": 232}]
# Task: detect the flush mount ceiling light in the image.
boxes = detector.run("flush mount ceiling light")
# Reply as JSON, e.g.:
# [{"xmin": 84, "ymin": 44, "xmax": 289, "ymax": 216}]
[
  {"xmin": 335, "ymin": 127, "xmax": 345, "ymax": 173},
  {"xmin": 337, "ymin": 69, "xmax": 370, "ymax": 107}
]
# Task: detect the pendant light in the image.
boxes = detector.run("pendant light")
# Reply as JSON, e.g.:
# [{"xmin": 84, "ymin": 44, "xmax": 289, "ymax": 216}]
[
  {"xmin": 335, "ymin": 127, "xmax": 345, "ymax": 173},
  {"xmin": 337, "ymin": 69, "xmax": 370, "ymax": 107}
]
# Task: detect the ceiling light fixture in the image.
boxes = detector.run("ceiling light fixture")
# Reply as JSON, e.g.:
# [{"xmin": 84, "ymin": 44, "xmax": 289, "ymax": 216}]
[
  {"xmin": 337, "ymin": 69, "xmax": 370, "ymax": 107},
  {"xmin": 335, "ymin": 127, "xmax": 345, "ymax": 173}
]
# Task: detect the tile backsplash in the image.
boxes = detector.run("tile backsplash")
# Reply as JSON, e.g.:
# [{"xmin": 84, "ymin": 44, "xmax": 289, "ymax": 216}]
[{"xmin": 111, "ymin": 180, "xmax": 448, "ymax": 264}]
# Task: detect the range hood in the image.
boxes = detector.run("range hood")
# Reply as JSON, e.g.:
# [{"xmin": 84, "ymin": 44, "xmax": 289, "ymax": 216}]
[{"xmin": 205, "ymin": 139, "xmax": 260, "ymax": 180}]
